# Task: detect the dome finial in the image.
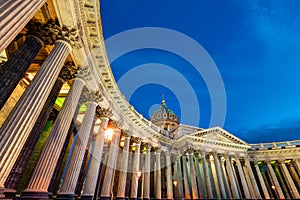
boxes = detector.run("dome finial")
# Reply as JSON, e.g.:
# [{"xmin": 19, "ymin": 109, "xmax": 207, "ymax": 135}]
[{"xmin": 162, "ymin": 93, "xmax": 166, "ymax": 105}]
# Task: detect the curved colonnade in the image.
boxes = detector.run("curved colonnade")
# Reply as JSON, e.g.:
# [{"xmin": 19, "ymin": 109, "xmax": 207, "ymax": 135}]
[{"xmin": 0, "ymin": 0, "xmax": 299, "ymax": 199}]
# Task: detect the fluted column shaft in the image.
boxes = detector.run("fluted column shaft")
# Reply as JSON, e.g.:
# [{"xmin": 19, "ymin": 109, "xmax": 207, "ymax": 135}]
[
  {"xmin": 254, "ymin": 162, "xmax": 270, "ymax": 199},
  {"xmin": 224, "ymin": 155, "xmax": 239, "ymax": 199},
  {"xmin": 155, "ymin": 150, "xmax": 161, "ymax": 199},
  {"xmin": 115, "ymin": 136, "xmax": 130, "ymax": 198},
  {"xmin": 5, "ymin": 77, "xmax": 64, "ymax": 193},
  {"xmin": 244, "ymin": 159, "xmax": 262, "ymax": 199},
  {"xmin": 288, "ymin": 162, "xmax": 300, "ymax": 188},
  {"xmin": 188, "ymin": 153, "xmax": 199, "ymax": 199},
  {"xmin": 194, "ymin": 155, "xmax": 204, "ymax": 199},
  {"xmin": 279, "ymin": 160, "xmax": 300, "ymax": 198},
  {"xmin": 266, "ymin": 161, "xmax": 285, "ymax": 199},
  {"xmin": 235, "ymin": 157, "xmax": 251, "ymax": 199},
  {"xmin": 182, "ymin": 155, "xmax": 191, "ymax": 199},
  {"xmin": 0, "ymin": 36, "xmax": 43, "ymax": 109},
  {"xmin": 165, "ymin": 153, "xmax": 173, "ymax": 200},
  {"xmin": 295, "ymin": 159, "xmax": 300, "ymax": 172},
  {"xmin": 221, "ymin": 159, "xmax": 232, "ymax": 199},
  {"xmin": 209, "ymin": 155, "xmax": 221, "ymax": 199},
  {"xmin": 143, "ymin": 145, "xmax": 151, "ymax": 199},
  {"xmin": 130, "ymin": 142, "xmax": 141, "ymax": 198},
  {"xmin": 0, "ymin": 40, "xmax": 72, "ymax": 195},
  {"xmin": 21, "ymin": 77, "xmax": 85, "ymax": 199},
  {"xmin": 81, "ymin": 117, "xmax": 109, "ymax": 199},
  {"xmin": 0, "ymin": 0, "xmax": 46, "ymax": 53},
  {"xmin": 176, "ymin": 157, "xmax": 184, "ymax": 199},
  {"xmin": 57, "ymin": 101, "xmax": 97, "ymax": 198},
  {"xmin": 201, "ymin": 152, "xmax": 212, "ymax": 199},
  {"xmin": 101, "ymin": 128, "xmax": 121, "ymax": 198},
  {"xmin": 213, "ymin": 153, "xmax": 227, "ymax": 199}
]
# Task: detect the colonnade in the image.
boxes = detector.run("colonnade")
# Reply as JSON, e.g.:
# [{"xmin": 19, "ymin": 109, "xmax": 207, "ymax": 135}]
[{"xmin": 1, "ymin": 1, "xmax": 300, "ymax": 200}]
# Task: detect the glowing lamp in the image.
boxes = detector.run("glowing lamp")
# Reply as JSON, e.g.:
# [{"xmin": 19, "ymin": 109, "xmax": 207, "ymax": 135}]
[
  {"xmin": 105, "ymin": 128, "xmax": 113, "ymax": 141},
  {"xmin": 271, "ymin": 185, "xmax": 276, "ymax": 190},
  {"xmin": 137, "ymin": 171, "xmax": 142, "ymax": 178},
  {"xmin": 173, "ymin": 180, "xmax": 178, "ymax": 186}
]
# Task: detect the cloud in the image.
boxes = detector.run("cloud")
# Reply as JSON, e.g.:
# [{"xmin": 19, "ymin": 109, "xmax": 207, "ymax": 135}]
[{"xmin": 237, "ymin": 118, "xmax": 300, "ymax": 144}]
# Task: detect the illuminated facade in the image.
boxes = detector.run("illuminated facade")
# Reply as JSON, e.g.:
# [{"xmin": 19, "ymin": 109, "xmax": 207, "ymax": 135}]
[{"xmin": 0, "ymin": 1, "xmax": 299, "ymax": 199}]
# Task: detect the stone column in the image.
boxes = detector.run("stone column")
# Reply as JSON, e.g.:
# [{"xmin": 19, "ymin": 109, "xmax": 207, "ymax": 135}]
[
  {"xmin": 224, "ymin": 155, "xmax": 239, "ymax": 199},
  {"xmin": 165, "ymin": 152, "xmax": 173, "ymax": 200},
  {"xmin": 209, "ymin": 154, "xmax": 221, "ymax": 199},
  {"xmin": 194, "ymin": 153, "xmax": 204, "ymax": 199},
  {"xmin": 187, "ymin": 151, "xmax": 199, "ymax": 199},
  {"xmin": 279, "ymin": 159, "xmax": 300, "ymax": 199},
  {"xmin": 244, "ymin": 158, "xmax": 262, "ymax": 199},
  {"xmin": 154, "ymin": 149, "xmax": 162, "ymax": 199},
  {"xmin": 213, "ymin": 152, "xmax": 227, "ymax": 199},
  {"xmin": 130, "ymin": 138, "xmax": 142, "ymax": 199},
  {"xmin": 201, "ymin": 151, "xmax": 213, "ymax": 199},
  {"xmin": 0, "ymin": 27, "xmax": 79, "ymax": 197},
  {"xmin": 4, "ymin": 76, "xmax": 64, "ymax": 195},
  {"xmin": 143, "ymin": 143, "xmax": 152, "ymax": 200},
  {"xmin": 81, "ymin": 114, "xmax": 110, "ymax": 200},
  {"xmin": 0, "ymin": 36, "xmax": 43, "ymax": 110},
  {"xmin": 294, "ymin": 159, "xmax": 300, "ymax": 172},
  {"xmin": 0, "ymin": 0, "xmax": 46, "ymax": 53},
  {"xmin": 20, "ymin": 77, "xmax": 85, "ymax": 199},
  {"xmin": 235, "ymin": 156, "xmax": 251, "ymax": 199},
  {"xmin": 182, "ymin": 154, "xmax": 191, "ymax": 199},
  {"xmin": 254, "ymin": 161, "xmax": 270, "ymax": 199},
  {"xmin": 220, "ymin": 157, "xmax": 232, "ymax": 199},
  {"xmin": 175, "ymin": 155, "xmax": 184, "ymax": 199},
  {"xmin": 265, "ymin": 160, "xmax": 285, "ymax": 199},
  {"xmin": 100, "ymin": 125, "xmax": 121, "ymax": 199},
  {"xmin": 56, "ymin": 96, "xmax": 98, "ymax": 199},
  {"xmin": 288, "ymin": 161, "xmax": 300, "ymax": 189},
  {"xmin": 114, "ymin": 133, "xmax": 130, "ymax": 199}
]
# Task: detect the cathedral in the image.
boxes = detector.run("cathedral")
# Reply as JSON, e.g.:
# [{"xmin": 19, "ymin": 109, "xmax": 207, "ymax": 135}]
[{"xmin": 0, "ymin": 0, "xmax": 300, "ymax": 199}]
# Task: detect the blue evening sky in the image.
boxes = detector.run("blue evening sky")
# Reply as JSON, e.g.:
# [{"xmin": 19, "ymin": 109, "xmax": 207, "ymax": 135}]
[{"xmin": 100, "ymin": 0, "xmax": 300, "ymax": 143}]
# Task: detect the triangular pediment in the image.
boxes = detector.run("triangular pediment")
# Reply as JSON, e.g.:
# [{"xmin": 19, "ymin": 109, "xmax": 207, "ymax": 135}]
[{"xmin": 192, "ymin": 127, "xmax": 249, "ymax": 145}]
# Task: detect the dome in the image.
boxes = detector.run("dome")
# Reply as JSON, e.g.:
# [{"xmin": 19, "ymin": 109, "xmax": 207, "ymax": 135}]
[{"xmin": 150, "ymin": 99, "xmax": 179, "ymax": 124}]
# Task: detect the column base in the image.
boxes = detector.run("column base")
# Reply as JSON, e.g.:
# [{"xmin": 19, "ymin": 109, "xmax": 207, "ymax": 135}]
[
  {"xmin": 20, "ymin": 190, "xmax": 49, "ymax": 199},
  {"xmin": 115, "ymin": 197, "xmax": 129, "ymax": 200},
  {"xmin": 100, "ymin": 196, "xmax": 111, "ymax": 200},
  {"xmin": 116, "ymin": 197, "xmax": 130, "ymax": 200},
  {"xmin": 56, "ymin": 193, "xmax": 75, "ymax": 200},
  {"xmin": 80, "ymin": 194, "xmax": 93, "ymax": 200},
  {"xmin": 3, "ymin": 189, "xmax": 16, "ymax": 199},
  {"xmin": 0, "ymin": 186, "xmax": 5, "ymax": 199}
]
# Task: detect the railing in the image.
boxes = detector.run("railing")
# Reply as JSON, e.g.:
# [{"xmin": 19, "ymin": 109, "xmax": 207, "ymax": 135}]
[{"xmin": 249, "ymin": 140, "xmax": 300, "ymax": 150}]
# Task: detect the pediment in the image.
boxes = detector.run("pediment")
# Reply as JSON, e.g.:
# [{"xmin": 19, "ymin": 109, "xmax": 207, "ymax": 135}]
[{"xmin": 193, "ymin": 127, "xmax": 249, "ymax": 145}]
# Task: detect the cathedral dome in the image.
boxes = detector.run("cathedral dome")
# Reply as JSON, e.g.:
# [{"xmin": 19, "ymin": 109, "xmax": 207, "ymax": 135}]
[{"xmin": 150, "ymin": 99, "xmax": 179, "ymax": 131}]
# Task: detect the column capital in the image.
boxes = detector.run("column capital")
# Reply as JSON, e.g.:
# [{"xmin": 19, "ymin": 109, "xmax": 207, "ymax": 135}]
[
  {"xmin": 81, "ymin": 90, "xmax": 100, "ymax": 103},
  {"xmin": 26, "ymin": 19, "xmax": 81, "ymax": 49},
  {"xmin": 243, "ymin": 156, "xmax": 250, "ymax": 162},
  {"xmin": 164, "ymin": 151, "xmax": 172, "ymax": 156},
  {"xmin": 77, "ymin": 66, "xmax": 92, "ymax": 81},
  {"xmin": 132, "ymin": 137, "xmax": 142, "ymax": 144},
  {"xmin": 186, "ymin": 147, "xmax": 194, "ymax": 154},
  {"xmin": 212, "ymin": 151, "xmax": 219, "ymax": 157},
  {"xmin": 144, "ymin": 143, "xmax": 152, "ymax": 150},
  {"xmin": 121, "ymin": 129, "xmax": 132, "ymax": 137},
  {"xmin": 96, "ymin": 106, "xmax": 113, "ymax": 118},
  {"xmin": 200, "ymin": 149, "xmax": 207, "ymax": 157},
  {"xmin": 58, "ymin": 62, "xmax": 79, "ymax": 82},
  {"xmin": 155, "ymin": 148, "xmax": 162, "ymax": 154}
]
